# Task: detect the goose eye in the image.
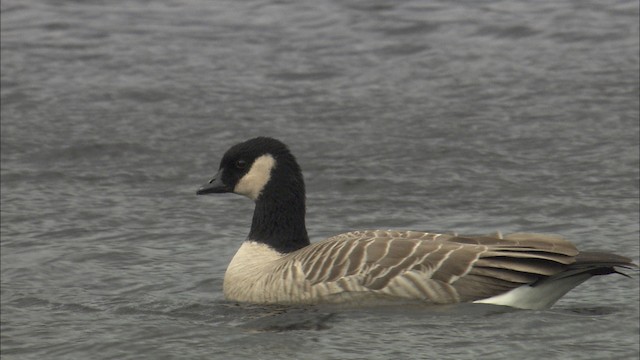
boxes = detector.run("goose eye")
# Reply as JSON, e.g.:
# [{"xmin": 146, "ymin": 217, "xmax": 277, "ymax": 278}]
[{"xmin": 235, "ymin": 159, "xmax": 247, "ymax": 169}]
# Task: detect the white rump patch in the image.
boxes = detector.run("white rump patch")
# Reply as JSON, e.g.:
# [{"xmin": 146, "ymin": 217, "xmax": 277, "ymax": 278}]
[
  {"xmin": 234, "ymin": 154, "xmax": 275, "ymax": 200},
  {"xmin": 473, "ymin": 273, "xmax": 592, "ymax": 310}
]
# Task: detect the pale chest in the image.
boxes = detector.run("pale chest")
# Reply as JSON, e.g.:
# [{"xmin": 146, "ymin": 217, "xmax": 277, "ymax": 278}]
[{"xmin": 222, "ymin": 241, "xmax": 295, "ymax": 302}]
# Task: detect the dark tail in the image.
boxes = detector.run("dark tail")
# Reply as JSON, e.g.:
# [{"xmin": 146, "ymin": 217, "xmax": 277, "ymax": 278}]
[
  {"xmin": 533, "ymin": 251, "xmax": 637, "ymax": 285},
  {"xmin": 573, "ymin": 251, "xmax": 637, "ymax": 274}
]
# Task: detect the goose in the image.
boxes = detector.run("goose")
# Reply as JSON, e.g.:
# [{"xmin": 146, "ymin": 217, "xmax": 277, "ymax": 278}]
[{"xmin": 196, "ymin": 137, "xmax": 637, "ymax": 309}]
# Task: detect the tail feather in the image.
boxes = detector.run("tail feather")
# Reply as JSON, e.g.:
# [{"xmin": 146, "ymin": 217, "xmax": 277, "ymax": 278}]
[
  {"xmin": 574, "ymin": 251, "xmax": 636, "ymax": 269},
  {"xmin": 474, "ymin": 251, "xmax": 637, "ymax": 309},
  {"xmin": 531, "ymin": 251, "xmax": 637, "ymax": 285}
]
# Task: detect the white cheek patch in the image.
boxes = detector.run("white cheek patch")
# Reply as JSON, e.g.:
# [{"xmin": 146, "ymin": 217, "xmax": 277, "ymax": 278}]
[{"xmin": 234, "ymin": 154, "xmax": 276, "ymax": 200}]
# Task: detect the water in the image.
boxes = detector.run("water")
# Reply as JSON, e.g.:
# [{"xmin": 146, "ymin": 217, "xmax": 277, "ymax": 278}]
[{"xmin": 1, "ymin": 0, "xmax": 639, "ymax": 359}]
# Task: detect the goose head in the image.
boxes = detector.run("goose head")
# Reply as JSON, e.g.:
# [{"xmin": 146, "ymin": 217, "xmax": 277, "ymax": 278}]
[
  {"xmin": 197, "ymin": 137, "xmax": 309, "ymax": 252},
  {"xmin": 196, "ymin": 137, "xmax": 304, "ymax": 201}
]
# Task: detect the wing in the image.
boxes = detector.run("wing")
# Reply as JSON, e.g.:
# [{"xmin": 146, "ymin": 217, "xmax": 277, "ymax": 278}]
[{"xmin": 288, "ymin": 230, "xmax": 587, "ymax": 304}]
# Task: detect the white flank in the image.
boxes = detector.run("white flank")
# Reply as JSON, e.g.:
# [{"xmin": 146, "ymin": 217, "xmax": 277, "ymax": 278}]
[
  {"xmin": 473, "ymin": 273, "xmax": 592, "ymax": 310},
  {"xmin": 234, "ymin": 154, "xmax": 275, "ymax": 200}
]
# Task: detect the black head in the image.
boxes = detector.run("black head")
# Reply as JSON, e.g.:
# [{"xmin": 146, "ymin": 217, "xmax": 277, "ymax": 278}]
[
  {"xmin": 196, "ymin": 137, "xmax": 309, "ymax": 252},
  {"xmin": 196, "ymin": 137, "xmax": 303, "ymax": 201}
]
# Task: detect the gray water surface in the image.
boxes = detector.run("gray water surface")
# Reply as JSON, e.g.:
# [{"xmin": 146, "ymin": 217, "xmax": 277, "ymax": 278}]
[{"xmin": 1, "ymin": 1, "xmax": 639, "ymax": 359}]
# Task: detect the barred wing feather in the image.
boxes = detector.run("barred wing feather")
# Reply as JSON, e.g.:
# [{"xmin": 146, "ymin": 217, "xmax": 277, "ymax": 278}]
[{"xmin": 290, "ymin": 230, "xmax": 587, "ymax": 304}]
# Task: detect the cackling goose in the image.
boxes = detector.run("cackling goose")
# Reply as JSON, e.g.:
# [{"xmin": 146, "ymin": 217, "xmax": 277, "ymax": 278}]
[{"xmin": 196, "ymin": 137, "xmax": 637, "ymax": 309}]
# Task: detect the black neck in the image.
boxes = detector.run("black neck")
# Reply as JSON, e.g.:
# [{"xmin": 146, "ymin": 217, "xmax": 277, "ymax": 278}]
[{"xmin": 247, "ymin": 181, "xmax": 310, "ymax": 253}]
